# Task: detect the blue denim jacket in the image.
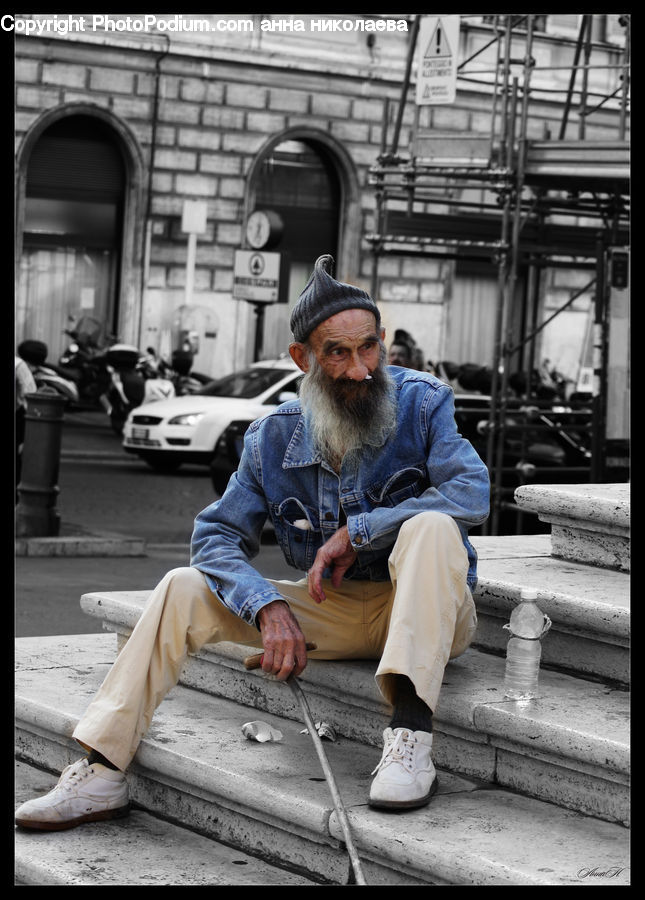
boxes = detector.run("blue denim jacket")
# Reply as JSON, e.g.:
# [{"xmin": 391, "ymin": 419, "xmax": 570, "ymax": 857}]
[{"xmin": 191, "ymin": 367, "xmax": 490, "ymax": 626}]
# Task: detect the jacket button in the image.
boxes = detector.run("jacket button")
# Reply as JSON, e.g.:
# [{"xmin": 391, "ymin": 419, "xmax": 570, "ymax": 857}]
[
  {"xmin": 354, "ymin": 535, "xmax": 363, "ymax": 545},
  {"xmin": 324, "ymin": 512, "xmax": 334, "ymax": 520}
]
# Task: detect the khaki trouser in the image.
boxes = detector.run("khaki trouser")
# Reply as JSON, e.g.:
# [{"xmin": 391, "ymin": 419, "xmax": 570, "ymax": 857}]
[{"xmin": 73, "ymin": 511, "xmax": 477, "ymax": 771}]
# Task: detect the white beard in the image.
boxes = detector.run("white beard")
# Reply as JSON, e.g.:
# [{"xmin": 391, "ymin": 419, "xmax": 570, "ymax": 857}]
[{"xmin": 298, "ymin": 351, "xmax": 398, "ymax": 468}]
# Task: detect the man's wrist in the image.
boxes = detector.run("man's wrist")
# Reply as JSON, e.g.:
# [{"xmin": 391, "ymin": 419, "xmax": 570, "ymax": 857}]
[{"xmin": 256, "ymin": 598, "xmax": 289, "ymax": 627}]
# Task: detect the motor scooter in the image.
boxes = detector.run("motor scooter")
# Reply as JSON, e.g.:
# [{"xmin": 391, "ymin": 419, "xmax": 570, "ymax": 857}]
[
  {"xmin": 103, "ymin": 344, "xmax": 147, "ymax": 435},
  {"xmin": 57, "ymin": 317, "xmax": 149, "ymax": 432},
  {"xmin": 435, "ymin": 358, "xmax": 591, "ymax": 482},
  {"xmin": 138, "ymin": 349, "xmax": 176, "ymax": 403},
  {"xmin": 57, "ymin": 316, "xmax": 113, "ymax": 409},
  {"xmin": 17, "ymin": 339, "xmax": 79, "ymax": 405},
  {"xmin": 162, "ymin": 347, "xmax": 211, "ymax": 395}
]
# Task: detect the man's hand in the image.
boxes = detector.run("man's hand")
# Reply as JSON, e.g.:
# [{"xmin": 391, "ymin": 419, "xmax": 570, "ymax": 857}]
[
  {"xmin": 307, "ymin": 525, "xmax": 357, "ymax": 604},
  {"xmin": 256, "ymin": 599, "xmax": 308, "ymax": 680}
]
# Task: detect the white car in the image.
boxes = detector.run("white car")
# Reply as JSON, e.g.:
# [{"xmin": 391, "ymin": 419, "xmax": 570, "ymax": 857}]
[{"xmin": 122, "ymin": 357, "xmax": 302, "ymax": 471}]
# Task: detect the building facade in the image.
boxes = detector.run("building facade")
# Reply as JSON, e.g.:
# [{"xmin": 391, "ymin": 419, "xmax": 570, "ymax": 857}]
[{"xmin": 13, "ymin": 13, "xmax": 629, "ymax": 387}]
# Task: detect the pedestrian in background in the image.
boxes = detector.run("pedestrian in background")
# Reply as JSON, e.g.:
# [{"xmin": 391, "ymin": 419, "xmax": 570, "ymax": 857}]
[
  {"xmin": 15, "ymin": 355, "xmax": 37, "ymax": 491},
  {"xmin": 388, "ymin": 340, "xmax": 414, "ymax": 368},
  {"xmin": 389, "ymin": 329, "xmax": 426, "ymax": 371}
]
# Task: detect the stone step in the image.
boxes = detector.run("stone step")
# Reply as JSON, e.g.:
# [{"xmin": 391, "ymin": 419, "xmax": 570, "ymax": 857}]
[
  {"xmin": 15, "ymin": 760, "xmax": 317, "ymax": 886},
  {"xmin": 15, "ymin": 634, "xmax": 630, "ymax": 887},
  {"xmin": 471, "ymin": 534, "xmax": 630, "ymax": 685},
  {"xmin": 513, "ymin": 483, "xmax": 630, "ymax": 572},
  {"xmin": 29, "ymin": 598, "xmax": 632, "ymax": 828}
]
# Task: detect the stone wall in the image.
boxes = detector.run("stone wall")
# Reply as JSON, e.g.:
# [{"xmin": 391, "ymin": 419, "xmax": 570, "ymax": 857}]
[{"xmin": 14, "ymin": 15, "xmax": 628, "ymax": 378}]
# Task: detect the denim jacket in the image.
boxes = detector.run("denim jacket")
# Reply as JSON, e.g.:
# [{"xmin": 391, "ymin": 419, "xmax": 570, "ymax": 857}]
[{"xmin": 191, "ymin": 367, "xmax": 490, "ymax": 626}]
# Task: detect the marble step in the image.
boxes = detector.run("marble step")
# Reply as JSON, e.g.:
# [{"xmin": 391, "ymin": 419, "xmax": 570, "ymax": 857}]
[
  {"xmin": 471, "ymin": 534, "xmax": 630, "ymax": 684},
  {"xmin": 30, "ymin": 599, "xmax": 632, "ymax": 828},
  {"xmin": 15, "ymin": 760, "xmax": 317, "ymax": 886},
  {"xmin": 15, "ymin": 634, "xmax": 630, "ymax": 887},
  {"xmin": 513, "ymin": 483, "xmax": 630, "ymax": 572}
]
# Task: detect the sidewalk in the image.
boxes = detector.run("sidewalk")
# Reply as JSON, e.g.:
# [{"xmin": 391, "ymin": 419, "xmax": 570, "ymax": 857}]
[
  {"xmin": 17, "ymin": 408, "xmax": 141, "ymax": 557},
  {"xmin": 18, "ymin": 406, "xmax": 213, "ymax": 554}
]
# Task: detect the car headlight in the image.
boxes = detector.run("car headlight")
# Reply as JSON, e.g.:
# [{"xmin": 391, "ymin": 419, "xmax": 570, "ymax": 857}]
[{"xmin": 168, "ymin": 412, "xmax": 206, "ymax": 426}]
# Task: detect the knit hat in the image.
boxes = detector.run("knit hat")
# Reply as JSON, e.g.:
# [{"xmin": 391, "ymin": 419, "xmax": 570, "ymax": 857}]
[{"xmin": 290, "ymin": 254, "xmax": 380, "ymax": 343}]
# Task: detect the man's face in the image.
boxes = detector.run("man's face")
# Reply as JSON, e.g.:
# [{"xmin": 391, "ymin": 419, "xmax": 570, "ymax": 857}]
[
  {"xmin": 290, "ymin": 309, "xmax": 396, "ymax": 463},
  {"xmin": 291, "ymin": 309, "xmax": 384, "ymax": 381},
  {"xmin": 388, "ymin": 343, "xmax": 411, "ymax": 367}
]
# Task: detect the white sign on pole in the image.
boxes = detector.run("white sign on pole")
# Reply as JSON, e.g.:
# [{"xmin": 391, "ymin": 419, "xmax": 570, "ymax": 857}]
[
  {"xmin": 181, "ymin": 199, "xmax": 208, "ymax": 234},
  {"xmin": 233, "ymin": 250, "xmax": 281, "ymax": 303},
  {"xmin": 181, "ymin": 200, "xmax": 208, "ymax": 305},
  {"xmin": 415, "ymin": 15, "xmax": 460, "ymax": 105}
]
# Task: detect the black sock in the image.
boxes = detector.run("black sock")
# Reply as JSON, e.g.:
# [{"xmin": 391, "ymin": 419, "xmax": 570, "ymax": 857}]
[
  {"xmin": 389, "ymin": 675, "xmax": 433, "ymax": 734},
  {"xmin": 87, "ymin": 749, "xmax": 120, "ymax": 771}
]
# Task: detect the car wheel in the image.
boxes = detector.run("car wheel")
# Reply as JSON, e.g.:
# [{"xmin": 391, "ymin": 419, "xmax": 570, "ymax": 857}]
[
  {"xmin": 210, "ymin": 468, "xmax": 231, "ymax": 496},
  {"xmin": 141, "ymin": 452, "xmax": 183, "ymax": 472}
]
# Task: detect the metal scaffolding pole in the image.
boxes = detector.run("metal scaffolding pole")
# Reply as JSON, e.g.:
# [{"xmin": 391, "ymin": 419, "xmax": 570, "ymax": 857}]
[{"xmin": 367, "ymin": 14, "xmax": 629, "ymax": 534}]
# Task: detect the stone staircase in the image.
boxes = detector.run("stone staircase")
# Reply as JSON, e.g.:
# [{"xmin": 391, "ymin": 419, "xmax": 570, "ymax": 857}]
[{"xmin": 15, "ymin": 483, "xmax": 630, "ymax": 886}]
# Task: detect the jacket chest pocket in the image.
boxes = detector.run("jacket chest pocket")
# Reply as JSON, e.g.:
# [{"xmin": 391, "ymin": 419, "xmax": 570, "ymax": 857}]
[
  {"xmin": 366, "ymin": 465, "xmax": 428, "ymax": 508},
  {"xmin": 270, "ymin": 497, "xmax": 321, "ymax": 570}
]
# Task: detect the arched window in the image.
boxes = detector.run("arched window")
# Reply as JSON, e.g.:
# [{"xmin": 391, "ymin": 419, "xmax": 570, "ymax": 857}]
[
  {"xmin": 17, "ymin": 114, "xmax": 126, "ymax": 360},
  {"xmin": 246, "ymin": 137, "xmax": 344, "ymax": 359},
  {"xmin": 254, "ymin": 139, "xmax": 341, "ymax": 304}
]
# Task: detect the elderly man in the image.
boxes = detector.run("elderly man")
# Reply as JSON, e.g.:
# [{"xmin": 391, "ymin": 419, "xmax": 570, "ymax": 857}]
[{"xmin": 15, "ymin": 255, "xmax": 489, "ymax": 830}]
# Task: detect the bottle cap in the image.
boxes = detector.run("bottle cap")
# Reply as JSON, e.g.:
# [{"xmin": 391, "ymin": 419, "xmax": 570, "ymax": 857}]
[{"xmin": 520, "ymin": 588, "xmax": 538, "ymax": 600}]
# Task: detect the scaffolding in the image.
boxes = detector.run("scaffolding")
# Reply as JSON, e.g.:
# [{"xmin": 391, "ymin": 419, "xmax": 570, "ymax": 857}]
[{"xmin": 368, "ymin": 14, "xmax": 630, "ymax": 534}]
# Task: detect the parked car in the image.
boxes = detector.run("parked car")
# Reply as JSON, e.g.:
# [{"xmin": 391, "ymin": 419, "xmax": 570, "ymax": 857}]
[
  {"xmin": 209, "ymin": 419, "xmax": 256, "ymax": 495},
  {"xmin": 122, "ymin": 357, "xmax": 302, "ymax": 472}
]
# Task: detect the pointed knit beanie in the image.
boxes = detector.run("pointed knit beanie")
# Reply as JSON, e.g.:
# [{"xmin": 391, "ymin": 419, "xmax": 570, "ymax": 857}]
[{"xmin": 290, "ymin": 254, "xmax": 380, "ymax": 343}]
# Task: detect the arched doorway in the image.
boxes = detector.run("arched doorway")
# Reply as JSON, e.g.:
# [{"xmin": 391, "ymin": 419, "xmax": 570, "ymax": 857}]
[
  {"xmin": 244, "ymin": 132, "xmax": 361, "ymax": 360},
  {"xmin": 16, "ymin": 113, "xmax": 129, "ymax": 361},
  {"xmin": 254, "ymin": 138, "xmax": 341, "ymax": 303}
]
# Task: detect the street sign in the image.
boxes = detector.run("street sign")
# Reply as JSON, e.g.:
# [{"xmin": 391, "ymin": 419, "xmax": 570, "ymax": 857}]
[
  {"xmin": 181, "ymin": 199, "xmax": 208, "ymax": 234},
  {"xmin": 415, "ymin": 15, "xmax": 460, "ymax": 105},
  {"xmin": 233, "ymin": 250, "xmax": 281, "ymax": 303}
]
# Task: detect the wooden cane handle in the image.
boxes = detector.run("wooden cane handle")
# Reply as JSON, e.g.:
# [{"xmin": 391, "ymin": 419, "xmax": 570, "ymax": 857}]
[{"xmin": 243, "ymin": 642, "xmax": 317, "ymax": 670}]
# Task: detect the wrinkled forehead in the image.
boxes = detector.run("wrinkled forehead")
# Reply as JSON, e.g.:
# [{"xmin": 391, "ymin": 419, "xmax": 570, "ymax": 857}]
[{"xmin": 308, "ymin": 308, "xmax": 380, "ymax": 350}]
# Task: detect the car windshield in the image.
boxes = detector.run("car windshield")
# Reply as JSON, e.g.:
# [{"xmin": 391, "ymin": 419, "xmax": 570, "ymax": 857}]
[{"xmin": 196, "ymin": 366, "xmax": 292, "ymax": 399}]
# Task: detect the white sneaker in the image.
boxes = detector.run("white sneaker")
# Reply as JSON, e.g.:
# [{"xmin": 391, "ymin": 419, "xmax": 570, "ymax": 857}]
[
  {"xmin": 15, "ymin": 758, "xmax": 129, "ymax": 831},
  {"xmin": 369, "ymin": 727, "xmax": 438, "ymax": 810}
]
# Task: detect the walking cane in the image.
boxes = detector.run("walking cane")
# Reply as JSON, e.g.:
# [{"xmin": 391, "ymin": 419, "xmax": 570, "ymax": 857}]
[{"xmin": 244, "ymin": 645, "xmax": 367, "ymax": 886}]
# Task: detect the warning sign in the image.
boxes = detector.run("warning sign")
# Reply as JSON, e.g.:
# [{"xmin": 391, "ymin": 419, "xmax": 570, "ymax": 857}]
[
  {"xmin": 233, "ymin": 250, "xmax": 281, "ymax": 303},
  {"xmin": 415, "ymin": 15, "xmax": 460, "ymax": 105}
]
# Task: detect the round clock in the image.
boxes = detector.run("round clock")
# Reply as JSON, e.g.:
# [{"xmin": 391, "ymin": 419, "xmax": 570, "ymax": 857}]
[{"xmin": 245, "ymin": 210, "xmax": 283, "ymax": 249}]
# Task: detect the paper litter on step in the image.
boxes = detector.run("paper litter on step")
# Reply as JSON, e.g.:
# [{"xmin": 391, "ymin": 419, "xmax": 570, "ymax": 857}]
[
  {"xmin": 300, "ymin": 721, "xmax": 337, "ymax": 741},
  {"xmin": 242, "ymin": 720, "xmax": 283, "ymax": 743}
]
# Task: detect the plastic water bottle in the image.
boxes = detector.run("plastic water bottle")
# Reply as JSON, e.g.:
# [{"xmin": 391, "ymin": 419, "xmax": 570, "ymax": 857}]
[{"xmin": 503, "ymin": 589, "xmax": 552, "ymax": 700}]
